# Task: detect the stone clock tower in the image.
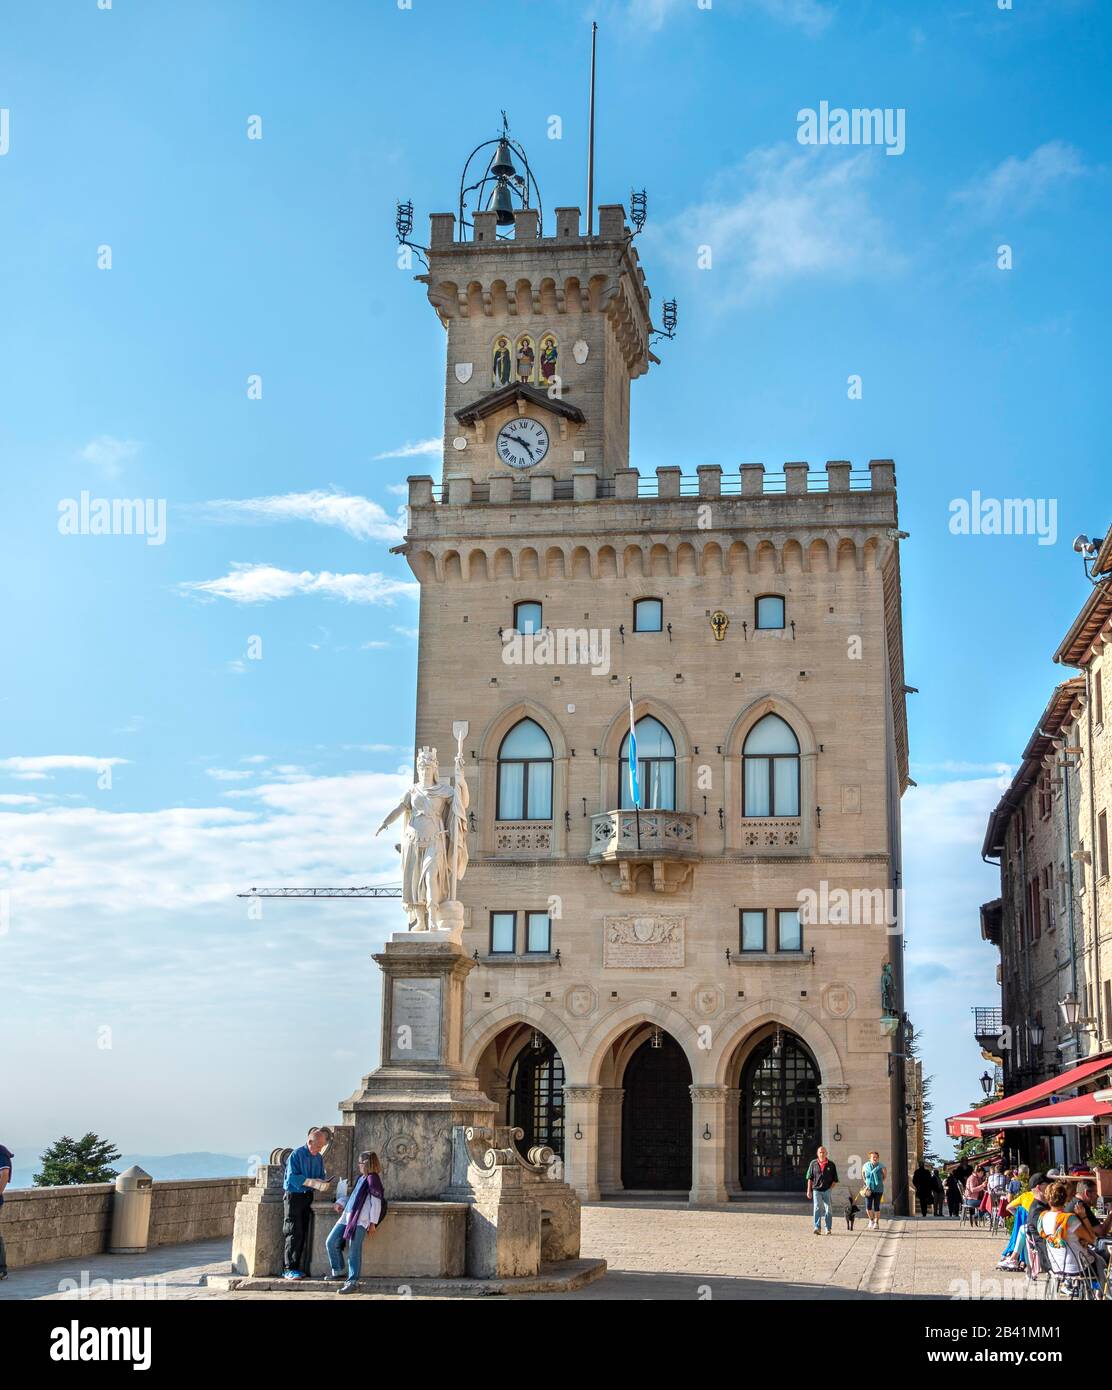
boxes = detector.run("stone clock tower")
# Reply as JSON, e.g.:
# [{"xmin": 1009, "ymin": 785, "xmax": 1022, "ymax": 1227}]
[
  {"xmin": 421, "ymin": 201, "xmax": 654, "ymax": 489},
  {"xmin": 398, "ymin": 146, "xmax": 911, "ymax": 1212}
]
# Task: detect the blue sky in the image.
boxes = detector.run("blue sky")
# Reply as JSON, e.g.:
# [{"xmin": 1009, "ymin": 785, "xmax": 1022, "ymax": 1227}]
[{"xmin": 1, "ymin": 0, "xmax": 1109, "ymax": 1170}]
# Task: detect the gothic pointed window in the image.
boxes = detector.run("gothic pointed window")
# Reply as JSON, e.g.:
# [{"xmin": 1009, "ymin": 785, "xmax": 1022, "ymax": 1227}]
[
  {"xmin": 496, "ymin": 718, "xmax": 553, "ymax": 821},
  {"xmin": 742, "ymin": 714, "xmax": 800, "ymax": 817},
  {"xmin": 619, "ymin": 715, "xmax": 676, "ymax": 810}
]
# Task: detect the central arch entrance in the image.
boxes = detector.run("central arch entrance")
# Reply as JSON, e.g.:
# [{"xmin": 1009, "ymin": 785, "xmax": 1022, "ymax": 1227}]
[
  {"xmin": 508, "ymin": 1035, "xmax": 565, "ymax": 1158},
  {"xmin": 474, "ymin": 1022, "xmax": 566, "ymax": 1161},
  {"xmin": 621, "ymin": 1031, "xmax": 692, "ymax": 1191},
  {"xmin": 741, "ymin": 1031, "xmax": 821, "ymax": 1191}
]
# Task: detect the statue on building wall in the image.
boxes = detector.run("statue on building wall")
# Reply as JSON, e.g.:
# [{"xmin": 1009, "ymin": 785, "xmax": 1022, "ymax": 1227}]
[
  {"xmin": 880, "ymin": 960, "xmax": 896, "ymax": 1017},
  {"xmin": 376, "ymin": 739, "xmax": 469, "ymax": 933}
]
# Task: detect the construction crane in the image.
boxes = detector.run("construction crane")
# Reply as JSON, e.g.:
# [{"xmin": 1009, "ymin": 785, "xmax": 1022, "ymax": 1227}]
[{"xmin": 238, "ymin": 885, "xmax": 403, "ymax": 900}]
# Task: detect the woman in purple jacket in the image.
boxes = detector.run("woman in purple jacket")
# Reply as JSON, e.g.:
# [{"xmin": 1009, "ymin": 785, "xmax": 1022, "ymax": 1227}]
[{"xmin": 326, "ymin": 1152, "xmax": 385, "ymax": 1294}]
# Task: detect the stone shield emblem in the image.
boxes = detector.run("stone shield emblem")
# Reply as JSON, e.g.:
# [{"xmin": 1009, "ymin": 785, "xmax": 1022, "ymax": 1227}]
[
  {"xmin": 454, "ymin": 361, "xmax": 473, "ymax": 384},
  {"xmin": 823, "ymin": 983, "xmax": 856, "ymax": 1019},
  {"xmin": 572, "ymin": 339, "xmax": 589, "ymax": 364}
]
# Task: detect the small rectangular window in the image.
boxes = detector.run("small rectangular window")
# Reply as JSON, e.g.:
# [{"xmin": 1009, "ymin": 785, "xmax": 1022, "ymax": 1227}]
[
  {"xmin": 633, "ymin": 598, "xmax": 663, "ymax": 632},
  {"xmin": 514, "ymin": 601, "xmax": 542, "ymax": 635},
  {"xmin": 1099, "ymin": 810, "xmax": 1109, "ymax": 880},
  {"xmin": 526, "ymin": 911, "xmax": 551, "ymax": 953},
  {"xmin": 755, "ymin": 595, "xmax": 785, "ymax": 630},
  {"xmin": 490, "ymin": 911, "xmax": 516, "ymax": 954},
  {"xmin": 777, "ymin": 909, "xmax": 802, "ymax": 952},
  {"xmin": 1097, "ymin": 666, "xmax": 1104, "ymax": 728},
  {"xmin": 740, "ymin": 909, "xmax": 766, "ymax": 952}
]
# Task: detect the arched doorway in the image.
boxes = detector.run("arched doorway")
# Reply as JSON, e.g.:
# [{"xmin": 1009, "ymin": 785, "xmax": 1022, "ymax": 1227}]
[
  {"xmin": 741, "ymin": 1031, "xmax": 821, "ymax": 1191},
  {"xmin": 474, "ymin": 1023, "xmax": 566, "ymax": 1161},
  {"xmin": 621, "ymin": 1031, "xmax": 692, "ymax": 1190},
  {"xmin": 508, "ymin": 1034, "xmax": 565, "ymax": 1158}
]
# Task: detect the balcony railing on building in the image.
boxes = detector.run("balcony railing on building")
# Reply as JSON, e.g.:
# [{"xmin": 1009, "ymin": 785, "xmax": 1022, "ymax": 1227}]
[
  {"xmin": 588, "ymin": 808, "xmax": 699, "ymax": 895},
  {"xmin": 973, "ymin": 1006, "xmax": 1004, "ymax": 1052}
]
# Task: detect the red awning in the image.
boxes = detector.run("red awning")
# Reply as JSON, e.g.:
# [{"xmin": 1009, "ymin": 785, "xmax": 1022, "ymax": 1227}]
[
  {"xmin": 991, "ymin": 1094, "xmax": 1112, "ymax": 1129},
  {"xmin": 945, "ymin": 1051, "xmax": 1112, "ymax": 1138}
]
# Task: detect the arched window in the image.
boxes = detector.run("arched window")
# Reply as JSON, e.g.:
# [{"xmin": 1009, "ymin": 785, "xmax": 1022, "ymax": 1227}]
[
  {"xmin": 497, "ymin": 719, "xmax": 553, "ymax": 821},
  {"xmin": 619, "ymin": 715, "xmax": 676, "ymax": 810},
  {"xmin": 742, "ymin": 714, "xmax": 800, "ymax": 817}
]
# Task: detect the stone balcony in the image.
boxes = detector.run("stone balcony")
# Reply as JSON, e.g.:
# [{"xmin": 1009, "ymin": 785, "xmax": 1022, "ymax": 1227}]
[{"xmin": 588, "ymin": 809, "xmax": 700, "ymax": 895}]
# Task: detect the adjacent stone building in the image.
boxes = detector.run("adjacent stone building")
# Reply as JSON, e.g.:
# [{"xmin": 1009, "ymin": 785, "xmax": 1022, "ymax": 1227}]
[
  {"xmin": 979, "ymin": 530, "xmax": 1112, "ymax": 1161},
  {"xmin": 394, "ymin": 168, "xmax": 912, "ymax": 1205}
]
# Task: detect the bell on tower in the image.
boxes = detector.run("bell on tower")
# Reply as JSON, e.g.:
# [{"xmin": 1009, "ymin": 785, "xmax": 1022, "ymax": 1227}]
[{"xmin": 457, "ymin": 112, "xmax": 542, "ymax": 241}]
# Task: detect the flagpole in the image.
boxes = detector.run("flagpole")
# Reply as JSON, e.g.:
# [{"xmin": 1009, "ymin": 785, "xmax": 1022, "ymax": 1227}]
[
  {"xmin": 629, "ymin": 675, "xmax": 641, "ymax": 850},
  {"xmin": 586, "ymin": 21, "xmax": 598, "ymax": 237}
]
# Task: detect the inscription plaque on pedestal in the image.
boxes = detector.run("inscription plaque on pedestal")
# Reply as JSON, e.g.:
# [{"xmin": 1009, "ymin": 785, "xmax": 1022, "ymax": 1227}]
[{"xmin": 390, "ymin": 977, "xmax": 443, "ymax": 1062}]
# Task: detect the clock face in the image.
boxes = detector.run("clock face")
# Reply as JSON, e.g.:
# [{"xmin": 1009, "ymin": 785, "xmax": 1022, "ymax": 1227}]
[{"xmin": 496, "ymin": 417, "xmax": 550, "ymax": 470}]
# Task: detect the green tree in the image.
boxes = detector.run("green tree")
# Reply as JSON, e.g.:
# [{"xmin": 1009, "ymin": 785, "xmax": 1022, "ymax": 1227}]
[{"xmin": 33, "ymin": 1133, "xmax": 120, "ymax": 1186}]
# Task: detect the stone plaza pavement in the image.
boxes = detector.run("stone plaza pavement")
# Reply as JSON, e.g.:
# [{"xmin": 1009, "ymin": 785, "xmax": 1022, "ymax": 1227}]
[{"xmin": 0, "ymin": 1202, "xmax": 1044, "ymax": 1302}]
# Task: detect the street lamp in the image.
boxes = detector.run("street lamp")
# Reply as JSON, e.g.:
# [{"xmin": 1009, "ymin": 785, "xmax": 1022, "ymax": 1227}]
[
  {"xmin": 1030, "ymin": 1019, "xmax": 1044, "ymax": 1049},
  {"xmin": 979, "ymin": 1070, "xmax": 994, "ymax": 1096},
  {"xmin": 1059, "ymin": 993, "xmax": 1080, "ymax": 1029}
]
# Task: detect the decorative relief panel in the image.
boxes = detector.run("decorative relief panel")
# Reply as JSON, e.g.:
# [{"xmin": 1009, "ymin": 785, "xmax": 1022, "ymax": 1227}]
[
  {"xmin": 603, "ymin": 913, "xmax": 685, "ymax": 968},
  {"xmin": 741, "ymin": 818, "xmax": 801, "ymax": 849},
  {"xmin": 494, "ymin": 821, "xmax": 552, "ymax": 852}
]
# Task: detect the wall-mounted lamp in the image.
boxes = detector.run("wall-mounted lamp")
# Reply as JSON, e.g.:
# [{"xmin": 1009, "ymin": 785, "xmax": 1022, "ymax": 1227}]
[
  {"xmin": 833, "ymin": 1125, "xmax": 842, "ymax": 1143},
  {"xmin": 574, "ymin": 1123, "xmax": 583, "ymax": 1141},
  {"xmin": 702, "ymin": 1124, "xmax": 712, "ymax": 1141}
]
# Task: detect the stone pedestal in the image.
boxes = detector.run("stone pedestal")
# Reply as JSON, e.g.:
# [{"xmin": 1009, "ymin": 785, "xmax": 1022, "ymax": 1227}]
[
  {"xmin": 339, "ymin": 933, "xmax": 495, "ymax": 1198},
  {"xmin": 443, "ymin": 1125, "xmax": 581, "ymax": 1278},
  {"xmin": 230, "ymin": 1162, "xmax": 285, "ymax": 1276}
]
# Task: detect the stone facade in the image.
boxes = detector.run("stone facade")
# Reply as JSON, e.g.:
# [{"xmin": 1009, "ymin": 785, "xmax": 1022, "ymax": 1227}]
[
  {"xmin": 979, "ymin": 530, "xmax": 1112, "ymax": 1160},
  {"xmin": 392, "ymin": 199, "xmax": 912, "ymax": 1207}
]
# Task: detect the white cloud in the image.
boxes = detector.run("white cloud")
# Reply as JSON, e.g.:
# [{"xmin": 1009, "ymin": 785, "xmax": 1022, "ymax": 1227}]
[
  {"xmin": 206, "ymin": 768, "xmax": 254, "ymax": 782},
  {"xmin": 654, "ymin": 144, "xmax": 900, "ymax": 303},
  {"xmin": 76, "ymin": 436, "xmax": 141, "ymax": 478},
  {"xmin": 179, "ymin": 564, "xmax": 419, "ymax": 606},
  {"xmin": 954, "ymin": 141, "xmax": 1087, "ymax": 220},
  {"xmin": 392, "ymin": 625, "xmax": 419, "ymax": 641},
  {"xmin": 385, "ymin": 483, "xmax": 410, "ymax": 497},
  {"xmin": 373, "ymin": 438, "xmax": 441, "ymax": 461},
  {"xmin": 626, "ymin": 0, "xmax": 832, "ymax": 34},
  {"xmin": 0, "ymin": 770, "xmax": 408, "ymax": 920},
  {"xmin": 0, "ymin": 794, "xmax": 42, "ymax": 805},
  {"xmin": 0, "ymin": 755, "xmax": 128, "ymax": 779},
  {"xmin": 198, "ymin": 489, "xmax": 405, "ymax": 543}
]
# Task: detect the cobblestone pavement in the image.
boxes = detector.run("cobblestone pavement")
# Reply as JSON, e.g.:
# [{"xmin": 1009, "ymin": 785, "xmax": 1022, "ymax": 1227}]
[{"xmin": 0, "ymin": 1206, "xmax": 1046, "ymax": 1302}]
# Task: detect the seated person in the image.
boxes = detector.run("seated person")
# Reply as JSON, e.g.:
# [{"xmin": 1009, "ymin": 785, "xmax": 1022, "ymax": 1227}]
[{"xmin": 1038, "ymin": 1180, "xmax": 1098, "ymax": 1282}]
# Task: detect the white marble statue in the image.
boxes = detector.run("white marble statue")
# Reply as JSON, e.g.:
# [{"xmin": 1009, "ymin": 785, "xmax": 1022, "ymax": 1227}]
[{"xmin": 376, "ymin": 737, "xmax": 469, "ymax": 933}]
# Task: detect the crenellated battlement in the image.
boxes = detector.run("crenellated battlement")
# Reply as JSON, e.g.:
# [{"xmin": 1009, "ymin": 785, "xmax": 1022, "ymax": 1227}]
[{"xmin": 408, "ymin": 460, "xmax": 895, "ymax": 507}]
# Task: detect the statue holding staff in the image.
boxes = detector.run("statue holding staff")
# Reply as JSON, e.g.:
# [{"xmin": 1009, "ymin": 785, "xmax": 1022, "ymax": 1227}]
[{"xmin": 375, "ymin": 735, "xmax": 469, "ymax": 933}]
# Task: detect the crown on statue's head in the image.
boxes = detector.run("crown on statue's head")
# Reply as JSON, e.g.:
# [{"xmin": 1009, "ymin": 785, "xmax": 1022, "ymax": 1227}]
[{"xmin": 416, "ymin": 746, "xmax": 438, "ymax": 770}]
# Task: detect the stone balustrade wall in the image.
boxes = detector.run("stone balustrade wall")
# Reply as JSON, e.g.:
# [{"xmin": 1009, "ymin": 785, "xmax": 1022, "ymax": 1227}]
[{"xmin": 0, "ymin": 1177, "xmax": 252, "ymax": 1271}]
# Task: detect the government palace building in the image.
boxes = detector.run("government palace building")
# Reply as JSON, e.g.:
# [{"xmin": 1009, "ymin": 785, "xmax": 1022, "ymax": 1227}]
[{"xmin": 393, "ymin": 133, "xmax": 912, "ymax": 1207}]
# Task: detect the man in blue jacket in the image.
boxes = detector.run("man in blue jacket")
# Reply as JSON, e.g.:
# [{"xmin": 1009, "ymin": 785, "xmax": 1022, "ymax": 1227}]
[{"xmin": 283, "ymin": 1127, "xmax": 332, "ymax": 1279}]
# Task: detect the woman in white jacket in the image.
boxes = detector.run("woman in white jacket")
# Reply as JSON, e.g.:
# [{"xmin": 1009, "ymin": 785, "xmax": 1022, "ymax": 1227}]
[{"xmin": 326, "ymin": 1152, "xmax": 385, "ymax": 1293}]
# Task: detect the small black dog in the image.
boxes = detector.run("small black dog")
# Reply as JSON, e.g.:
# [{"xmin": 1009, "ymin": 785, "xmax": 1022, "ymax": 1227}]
[{"xmin": 844, "ymin": 1190, "xmax": 861, "ymax": 1231}]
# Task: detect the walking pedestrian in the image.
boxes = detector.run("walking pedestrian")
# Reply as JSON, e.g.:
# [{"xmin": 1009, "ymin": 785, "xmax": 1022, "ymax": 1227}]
[
  {"xmin": 0, "ymin": 1142, "xmax": 12, "ymax": 1280},
  {"xmin": 912, "ymin": 1159, "xmax": 933, "ymax": 1216},
  {"xmin": 862, "ymin": 1150, "xmax": 886, "ymax": 1231},
  {"xmin": 805, "ymin": 1145, "xmax": 838, "ymax": 1235}
]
